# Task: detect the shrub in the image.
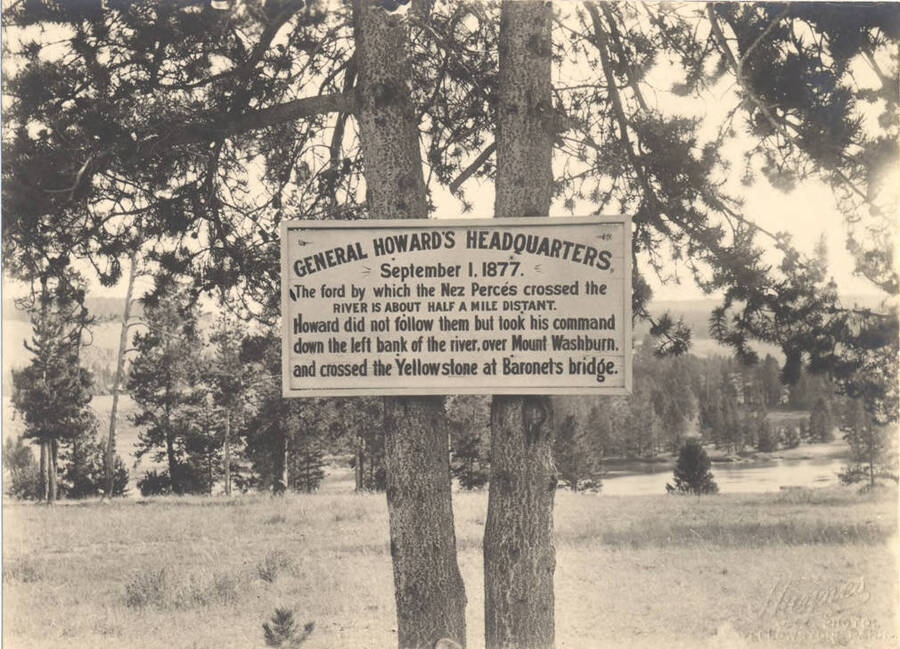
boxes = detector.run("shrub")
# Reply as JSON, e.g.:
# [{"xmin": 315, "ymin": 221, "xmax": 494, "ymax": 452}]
[
  {"xmin": 137, "ymin": 469, "xmax": 172, "ymax": 497},
  {"xmin": 2, "ymin": 437, "xmax": 42, "ymax": 500},
  {"xmin": 125, "ymin": 568, "xmax": 169, "ymax": 608},
  {"xmin": 257, "ymin": 550, "xmax": 295, "ymax": 583},
  {"xmin": 181, "ymin": 572, "xmax": 239, "ymax": 607},
  {"xmin": 125, "ymin": 567, "xmax": 239, "ymax": 609},
  {"xmin": 3, "ymin": 557, "xmax": 43, "ymax": 583},
  {"xmin": 666, "ymin": 439, "xmax": 718, "ymax": 495},
  {"xmin": 780, "ymin": 426, "xmax": 801, "ymax": 449},
  {"xmin": 755, "ymin": 421, "xmax": 777, "ymax": 452}
]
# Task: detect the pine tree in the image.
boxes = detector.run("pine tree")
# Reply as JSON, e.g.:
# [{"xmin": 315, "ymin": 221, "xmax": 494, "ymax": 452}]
[
  {"xmin": 447, "ymin": 395, "xmax": 490, "ymax": 490},
  {"xmin": 666, "ymin": 439, "xmax": 719, "ymax": 495},
  {"xmin": 552, "ymin": 415, "xmax": 603, "ymax": 492},
  {"xmin": 10, "ymin": 273, "xmax": 95, "ymax": 503},
  {"xmin": 755, "ymin": 413, "xmax": 777, "ymax": 453},
  {"xmin": 290, "ymin": 436, "xmax": 326, "ymax": 494},
  {"xmin": 809, "ymin": 397, "xmax": 835, "ymax": 443},
  {"xmin": 127, "ymin": 288, "xmax": 204, "ymax": 495},
  {"xmin": 840, "ymin": 398, "xmax": 897, "ymax": 488},
  {"xmin": 207, "ymin": 315, "xmax": 256, "ymax": 496}
]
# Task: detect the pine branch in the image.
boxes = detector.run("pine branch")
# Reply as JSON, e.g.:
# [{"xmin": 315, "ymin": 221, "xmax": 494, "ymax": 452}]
[{"xmin": 448, "ymin": 142, "xmax": 496, "ymax": 194}]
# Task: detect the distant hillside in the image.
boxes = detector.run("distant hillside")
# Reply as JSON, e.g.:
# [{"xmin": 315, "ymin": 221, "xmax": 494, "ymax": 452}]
[
  {"xmin": 637, "ymin": 295, "xmax": 889, "ymax": 359},
  {"xmin": 2, "ymin": 296, "xmax": 143, "ymax": 323}
]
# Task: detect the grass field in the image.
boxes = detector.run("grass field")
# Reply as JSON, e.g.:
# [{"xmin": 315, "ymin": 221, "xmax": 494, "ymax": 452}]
[{"xmin": 3, "ymin": 485, "xmax": 897, "ymax": 649}]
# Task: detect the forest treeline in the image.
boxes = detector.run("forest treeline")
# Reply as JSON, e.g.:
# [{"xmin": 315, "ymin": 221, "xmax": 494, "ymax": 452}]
[{"xmin": 6, "ymin": 284, "xmax": 889, "ymax": 500}]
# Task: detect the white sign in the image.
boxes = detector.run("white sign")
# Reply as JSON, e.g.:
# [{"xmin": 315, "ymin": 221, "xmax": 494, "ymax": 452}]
[{"xmin": 281, "ymin": 216, "xmax": 631, "ymax": 397}]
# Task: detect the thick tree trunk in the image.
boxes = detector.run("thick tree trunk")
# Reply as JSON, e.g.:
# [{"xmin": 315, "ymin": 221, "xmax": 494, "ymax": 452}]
[
  {"xmin": 40, "ymin": 439, "xmax": 49, "ymax": 502},
  {"xmin": 48, "ymin": 438, "xmax": 58, "ymax": 504},
  {"xmin": 105, "ymin": 251, "xmax": 137, "ymax": 499},
  {"xmin": 485, "ymin": 3, "xmax": 556, "ymax": 649},
  {"xmin": 383, "ymin": 398, "xmax": 467, "ymax": 649},
  {"xmin": 353, "ymin": 2, "xmax": 466, "ymax": 647}
]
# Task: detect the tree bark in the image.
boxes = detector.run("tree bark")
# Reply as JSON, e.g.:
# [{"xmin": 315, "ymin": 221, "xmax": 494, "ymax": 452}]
[
  {"xmin": 353, "ymin": 2, "xmax": 466, "ymax": 647},
  {"xmin": 283, "ymin": 432, "xmax": 290, "ymax": 492},
  {"xmin": 48, "ymin": 438, "xmax": 58, "ymax": 504},
  {"xmin": 224, "ymin": 409, "xmax": 232, "ymax": 496},
  {"xmin": 485, "ymin": 3, "xmax": 556, "ymax": 649},
  {"xmin": 105, "ymin": 250, "xmax": 137, "ymax": 500},
  {"xmin": 383, "ymin": 398, "xmax": 467, "ymax": 649},
  {"xmin": 40, "ymin": 439, "xmax": 48, "ymax": 502}
]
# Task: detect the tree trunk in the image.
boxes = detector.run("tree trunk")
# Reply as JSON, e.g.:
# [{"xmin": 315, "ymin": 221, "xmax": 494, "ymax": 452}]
[
  {"xmin": 355, "ymin": 434, "xmax": 364, "ymax": 492},
  {"xmin": 165, "ymin": 418, "xmax": 179, "ymax": 495},
  {"xmin": 485, "ymin": 3, "xmax": 556, "ymax": 649},
  {"xmin": 105, "ymin": 250, "xmax": 137, "ymax": 500},
  {"xmin": 48, "ymin": 438, "xmax": 59, "ymax": 504},
  {"xmin": 283, "ymin": 431, "xmax": 290, "ymax": 492},
  {"xmin": 353, "ymin": 2, "xmax": 467, "ymax": 647},
  {"xmin": 383, "ymin": 398, "xmax": 468, "ymax": 649},
  {"xmin": 224, "ymin": 409, "xmax": 232, "ymax": 496},
  {"xmin": 40, "ymin": 439, "xmax": 49, "ymax": 502}
]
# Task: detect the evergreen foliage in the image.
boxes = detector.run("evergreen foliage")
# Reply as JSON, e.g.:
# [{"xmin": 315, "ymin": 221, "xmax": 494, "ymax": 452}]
[
  {"xmin": 666, "ymin": 439, "xmax": 719, "ymax": 495},
  {"xmin": 61, "ymin": 429, "xmax": 129, "ymax": 499},
  {"xmin": 808, "ymin": 397, "xmax": 835, "ymax": 442},
  {"xmin": 262, "ymin": 608, "xmax": 314, "ymax": 648},
  {"xmin": 553, "ymin": 414, "xmax": 603, "ymax": 492},
  {"xmin": 10, "ymin": 273, "xmax": 95, "ymax": 502},
  {"xmin": 840, "ymin": 397, "xmax": 898, "ymax": 488},
  {"xmin": 755, "ymin": 415, "xmax": 776, "ymax": 453},
  {"xmin": 290, "ymin": 438, "xmax": 326, "ymax": 494},
  {"xmin": 127, "ymin": 288, "xmax": 205, "ymax": 494},
  {"xmin": 137, "ymin": 470, "xmax": 172, "ymax": 497},
  {"xmin": 2, "ymin": 437, "xmax": 42, "ymax": 500},
  {"xmin": 447, "ymin": 395, "xmax": 490, "ymax": 490}
]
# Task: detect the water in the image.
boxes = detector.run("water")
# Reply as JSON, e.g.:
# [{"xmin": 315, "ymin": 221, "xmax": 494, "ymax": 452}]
[{"xmin": 601, "ymin": 456, "xmax": 847, "ymax": 496}]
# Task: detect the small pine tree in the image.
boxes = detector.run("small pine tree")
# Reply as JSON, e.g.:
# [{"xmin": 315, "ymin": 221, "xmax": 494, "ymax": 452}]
[
  {"xmin": 262, "ymin": 608, "xmax": 314, "ymax": 648},
  {"xmin": 290, "ymin": 437, "xmax": 326, "ymax": 493},
  {"xmin": 553, "ymin": 415, "xmax": 602, "ymax": 491},
  {"xmin": 61, "ymin": 427, "xmax": 103, "ymax": 499},
  {"xmin": 808, "ymin": 397, "xmax": 835, "ymax": 442},
  {"xmin": 137, "ymin": 469, "xmax": 171, "ymax": 497},
  {"xmin": 840, "ymin": 398, "xmax": 896, "ymax": 489},
  {"xmin": 58, "ymin": 428, "xmax": 129, "ymax": 499},
  {"xmin": 666, "ymin": 439, "xmax": 718, "ymax": 495},
  {"xmin": 753, "ymin": 410, "xmax": 776, "ymax": 452},
  {"xmin": 450, "ymin": 428, "xmax": 489, "ymax": 490},
  {"xmin": 779, "ymin": 426, "xmax": 801, "ymax": 449}
]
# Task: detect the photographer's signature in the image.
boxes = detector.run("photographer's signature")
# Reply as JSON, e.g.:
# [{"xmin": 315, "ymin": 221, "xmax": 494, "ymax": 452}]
[{"xmin": 758, "ymin": 576, "xmax": 870, "ymax": 619}]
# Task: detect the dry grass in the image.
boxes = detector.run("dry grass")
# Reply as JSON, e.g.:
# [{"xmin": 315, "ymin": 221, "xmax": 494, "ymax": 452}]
[{"xmin": 2, "ymin": 486, "xmax": 897, "ymax": 649}]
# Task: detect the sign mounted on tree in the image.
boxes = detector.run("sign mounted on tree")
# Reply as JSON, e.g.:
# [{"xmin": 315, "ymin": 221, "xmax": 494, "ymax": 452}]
[{"xmin": 281, "ymin": 216, "xmax": 631, "ymax": 397}]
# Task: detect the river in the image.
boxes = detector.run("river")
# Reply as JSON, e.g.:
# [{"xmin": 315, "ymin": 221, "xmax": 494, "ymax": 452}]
[{"xmin": 602, "ymin": 454, "xmax": 848, "ymax": 495}]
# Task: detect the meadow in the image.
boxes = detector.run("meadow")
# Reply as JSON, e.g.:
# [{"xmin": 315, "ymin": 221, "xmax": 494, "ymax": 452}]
[{"xmin": 2, "ymin": 485, "xmax": 897, "ymax": 649}]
